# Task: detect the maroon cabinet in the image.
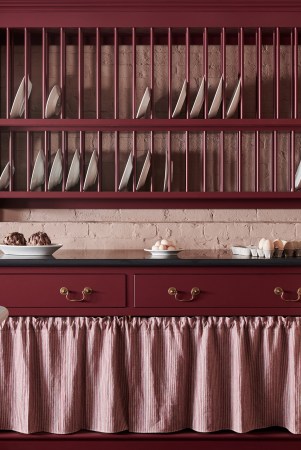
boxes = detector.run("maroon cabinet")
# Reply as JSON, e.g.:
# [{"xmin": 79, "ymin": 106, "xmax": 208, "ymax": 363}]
[{"xmin": 3, "ymin": 265, "xmax": 301, "ymax": 316}]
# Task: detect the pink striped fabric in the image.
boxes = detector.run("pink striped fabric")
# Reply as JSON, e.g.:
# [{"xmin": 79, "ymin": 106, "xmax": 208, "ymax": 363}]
[{"xmin": 0, "ymin": 316, "xmax": 300, "ymax": 434}]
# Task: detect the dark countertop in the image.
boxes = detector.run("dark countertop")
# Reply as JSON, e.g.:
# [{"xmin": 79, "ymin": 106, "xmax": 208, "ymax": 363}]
[{"xmin": 0, "ymin": 249, "xmax": 301, "ymax": 266}]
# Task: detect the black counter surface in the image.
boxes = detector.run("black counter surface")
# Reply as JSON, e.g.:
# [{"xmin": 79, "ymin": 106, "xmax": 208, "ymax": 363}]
[{"xmin": 0, "ymin": 249, "xmax": 301, "ymax": 266}]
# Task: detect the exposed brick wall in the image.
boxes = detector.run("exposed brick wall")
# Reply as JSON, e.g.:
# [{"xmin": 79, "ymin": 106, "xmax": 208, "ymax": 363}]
[{"xmin": 0, "ymin": 209, "xmax": 299, "ymax": 250}]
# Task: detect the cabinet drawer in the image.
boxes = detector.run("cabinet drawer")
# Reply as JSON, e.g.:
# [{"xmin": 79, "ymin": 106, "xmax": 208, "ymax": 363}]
[
  {"xmin": 134, "ymin": 273, "xmax": 301, "ymax": 308},
  {"xmin": 2, "ymin": 273, "xmax": 126, "ymax": 308}
]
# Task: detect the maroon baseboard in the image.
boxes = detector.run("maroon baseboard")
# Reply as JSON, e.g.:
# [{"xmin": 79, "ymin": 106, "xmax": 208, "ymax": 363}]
[{"xmin": 0, "ymin": 428, "xmax": 300, "ymax": 450}]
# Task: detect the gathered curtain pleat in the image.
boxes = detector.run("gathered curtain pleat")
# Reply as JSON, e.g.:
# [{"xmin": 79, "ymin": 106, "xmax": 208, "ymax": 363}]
[{"xmin": 0, "ymin": 316, "xmax": 300, "ymax": 434}]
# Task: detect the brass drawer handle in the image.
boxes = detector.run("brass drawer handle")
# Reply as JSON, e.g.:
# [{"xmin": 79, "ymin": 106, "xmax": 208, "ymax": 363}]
[
  {"xmin": 274, "ymin": 286, "xmax": 301, "ymax": 302},
  {"xmin": 60, "ymin": 286, "xmax": 93, "ymax": 302},
  {"xmin": 168, "ymin": 286, "xmax": 200, "ymax": 302}
]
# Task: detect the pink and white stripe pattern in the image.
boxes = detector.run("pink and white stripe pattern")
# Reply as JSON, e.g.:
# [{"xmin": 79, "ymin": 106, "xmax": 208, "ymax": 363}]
[{"xmin": 0, "ymin": 316, "xmax": 300, "ymax": 434}]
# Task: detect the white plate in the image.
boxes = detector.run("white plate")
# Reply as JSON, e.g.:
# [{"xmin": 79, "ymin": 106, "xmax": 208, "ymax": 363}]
[
  {"xmin": 45, "ymin": 85, "xmax": 62, "ymax": 118},
  {"xmin": 172, "ymin": 80, "xmax": 187, "ymax": 118},
  {"xmin": 83, "ymin": 150, "xmax": 98, "ymax": 191},
  {"xmin": 208, "ymin": 76, "xmax": 223, "ymax": 118},
  {"xmin": 163, "ymin": 153, "xmax": 174, "ymax": 192},
  {"xmin": 144, "ymin": 248, "xmax": 183, "ymax": 257},
  {"xmin": 65, "ymin": 149, "xmax": 80, "ymax": 191},
  {"xmin": 118, "ymin": 151, "xmax": 133, "ymax": 191},
  {"xmin": 30, "ymin": 149, "xmax": 45, "ymax": 191},
  {"xmin": 190, "ymin": 76, "xmax": 205, "ymax": 118},
  {"xmin": 10, "ymin": 76, "xmax": 32, "ymax": 118},
  {"xmin": 0, "ymin": 162, "xmax": 14, "ymax": 190},
  {"xmin": 295, "ymin": 158, "xmax": 301, "ymax": 190},
  {"xmin": 48, "ymin": 149, "xmax": 63, "ymax": 191},
  {"xmin": 0, "ymin": 244, "xmax": 62, "ymax": 256},
  {"xmin": 136, "ymin": 150, "xmax": 151, "ymax": 190},
  {"xmin": 226, "ymin": 78, "xmax": 241, "ymax": 118},
  {"xmin": 136, "ymin": 87, "xmax": 151, "ymax": 119}
]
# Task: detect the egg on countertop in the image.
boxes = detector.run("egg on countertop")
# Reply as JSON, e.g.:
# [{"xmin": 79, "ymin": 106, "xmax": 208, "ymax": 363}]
[
  {"xmin": 273, "ymin": 239, "xmax": 284, "ymax": 250},
  {"xmin": 263, "ymin": 239, "xmax": 274, "ymax": 251},
  {"xmin": 258, "ymin": 238, "xmax": 266, "ymax": 249},
  {"xmin": 160, "ymin": 239, "xmax": 170, "ymax": 246}
]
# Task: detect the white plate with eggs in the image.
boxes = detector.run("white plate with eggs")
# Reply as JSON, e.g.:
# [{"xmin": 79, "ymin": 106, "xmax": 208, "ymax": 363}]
[{"xmin": 144, "ymin": 248, "xmax": 183, "ymax": 257}]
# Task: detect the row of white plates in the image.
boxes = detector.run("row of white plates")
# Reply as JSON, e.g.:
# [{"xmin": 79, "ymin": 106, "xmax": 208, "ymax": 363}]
[
  {"xmin": 0, "ymin": 148, "xmax": 172, "ymax": 192},
  {"xmin": 136, "ymin": 76, "xmax": 241, "ymax": 119},
  {"xmin": 118, "ymin": 150, "xmax": 172, "ymax": 192},
  {"xmin": 10, "ymin": 75, "xmax": 239, "ymax": 120},
  {"xmin": 0, "ymin": 148, "xmax": 98, "ymax": 191},
  {"xmin": 10, "ymin": 77, "xmax": 61, "ymax": 119}
]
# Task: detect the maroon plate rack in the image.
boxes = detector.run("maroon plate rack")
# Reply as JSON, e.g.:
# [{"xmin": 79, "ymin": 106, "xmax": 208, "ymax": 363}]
[{"xmin": 1, "ymin": 1, "xmax": 301, "ymax": 208}]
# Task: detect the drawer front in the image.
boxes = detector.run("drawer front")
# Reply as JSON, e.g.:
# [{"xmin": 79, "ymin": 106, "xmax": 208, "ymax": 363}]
[
  {"xmin": 2, "ymin": 273, "xmax": 126, "ymax": 308},
  {"xmin": 134, "ymin": 273, "xmax": 301, "ymax": 308}
]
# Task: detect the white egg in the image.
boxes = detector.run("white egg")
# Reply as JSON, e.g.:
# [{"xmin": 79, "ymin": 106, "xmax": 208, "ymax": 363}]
[
  {"xmin": 159, "ymin": 244, "xmax": 166, "ymax": 250},
  {"xmin": 258, "ymin": 238, "xmax": 266, "ymax": 249},
  {"xmin": 152, "ymin": 245, "xmax": 159, "ymax": 250},
  {"xmin": 273, "ymin": 239, "xmax": 284, "ymax": 250},
  {"xmin": 167, "ymin": 245, "xmax": 176, "ymax": 250},
  {"xmin": 155, "ymin": 240, "xmax": 161, "ymax": 247},
  {"xmin": 161, "ymin": 239, "xmax": 169, "ymax": 246},
  {"xmin": 263, "ymin": 239, "xmax": 274, "ymax": 251}
]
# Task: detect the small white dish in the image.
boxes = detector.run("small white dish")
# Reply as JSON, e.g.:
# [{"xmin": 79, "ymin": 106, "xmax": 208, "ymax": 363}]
[
  {"xmin": 0, "ymin": 162, "xmax": 14, "ymax": 190},
  {"xmin": 144, "ymin": 248, "xmax": 183, "ymax": 257},
  {"xmin": 45, "ymin": 85, "xmax": 62, "ymax": 118},
  {"xmin": 190, "ymin": 76, "xmax": 205, "ymax": 118},
  {"xmin": 136, "ymin": 87, "xmax": 151, "ymax": 119},
  {"xmin": 208, "ymin": 76, "xmax": 223, "ymax": 118},
  {"xmin": 264, "ymin": 249, "xmax": 274, "ymax": 259},
  {"xmin": 10, "ymin": 76, "xmax": 32, "ymax": 118},
  {"xmin": 231, "ymin": 245, "xmax": 251, "ymax": 256},
  {"xmin": 118, "ymin": 151, "xmax": 133, "ymax": 191},
  {"xmin": 295, "ymin": 159, "xmax": 301, "ymax": 190},
  {"xmin": 30, "ymin": 149, "xmax": 45, "ymax": 191},
  {"xmin": 226, "ymin": 78, "xmax": 241, "ymax": 118},
  {"xmin": 48, "ymin": 149, "xmax": 63, "ymax": 191},
  {"xmin": 136, "ymin": 150, "xmax": 151, "ymax": 190},
  {"xmin": 83, "ymin": 150, "xmax": 98, "ymax": 191},
  {"xmin": 65, "ymin": 149, "xmax": 80, "ymax": 191},
  {"xmin": 172, "ymin": 80, "xmax": 187, "ymax": 118},
  {"xmin": 249, "ymin": 246, "xmax": 258, "ymax": 257},
  {"xmin": 0, "ymin": 243, "xmax": 62, "ymax": 256},
  {"xmin": 257, "ymin": 248, "xmax": 265, "ymax": 257}
]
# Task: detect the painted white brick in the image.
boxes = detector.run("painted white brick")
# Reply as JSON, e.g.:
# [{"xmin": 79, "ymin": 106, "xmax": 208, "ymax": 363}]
[
  {"xmin": 166, "ymin": 209, "xmax": 212, "ymax": 222},
  {"xmin": 226, "ymin": 224, "xmax": 251, "ymax": 242},
  {"xmin": 119, "ymin": 209, "xmax": 167, "ymax": 222},
  {"xmin": 257, "ymin": 209, "xmax": 301, "ymax": 223},
  {"xmin": 66, "ymin": 223, "xmax": 89, "ymax": 238},
  {"xmin": 88, "ymin": 223, "xmax": 112, "ymax": 238},
  {"xmin": 75, "ymin": 209, "xmax": 121, "ymax": 222},
  {"xmin": 29, "ymin": 209, "xmax": 77, "ymax": 222},
  {"xmin": 110, "ymin": 223, "xmax": 134, "ymax": 239},
  {"xmin": 204, "ymin": 223, "xmax": 228, "ymax": 242},
  {"xmin": 213, "ymin": 209, "xmax": 257, "ymax": 222},
  {"xmin": 133, "ymin": 223, "xmax": 157, "ymax": 239}
]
